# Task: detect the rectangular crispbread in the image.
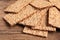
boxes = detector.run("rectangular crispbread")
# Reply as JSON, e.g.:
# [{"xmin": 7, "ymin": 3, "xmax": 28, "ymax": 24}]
[
  {"xmin": 49, "ymin": 7, "xmax": 60, "ymax": 28},
  {"xmin": 23, "ymin": 27, "xmax": 48, "ymax": 37},
  {"xmin": 32, "ymin": 26, "xmax": 56, "ymax": 31},
  {"xmin": 4, "ymin": 0, "xmax": 33, "ymax": 13},
  {"xmin": 3, "ymin": 5, "xmax": 37, "ymax": 26},
  {"xmin": 30, "ymin": 0, "xmax": 53, "ymax": 9},
  {"xmin": 19, "ymin": 8, "xmax": 56, "ymax": 31}
]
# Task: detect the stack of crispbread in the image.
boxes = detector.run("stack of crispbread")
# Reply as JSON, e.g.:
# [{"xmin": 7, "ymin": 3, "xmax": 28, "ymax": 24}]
[{"xmin": 3, "ymin": 0, "xmax": 60, "ymax": 37}]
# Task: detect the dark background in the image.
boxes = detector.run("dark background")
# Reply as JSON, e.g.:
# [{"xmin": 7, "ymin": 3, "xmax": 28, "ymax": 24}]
[{"xmin": 0, "ymin": 0, "xmax": 60, "ymax": 40}]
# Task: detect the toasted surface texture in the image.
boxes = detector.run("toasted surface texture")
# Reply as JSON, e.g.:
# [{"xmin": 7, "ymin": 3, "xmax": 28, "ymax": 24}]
[
  {"xmin": 23, "ymin": 27, "xmax": 48, "ymax": 37},
  {"xmin": 30, "ymin": 0, "xmax": 53, "ymax": 9},
  {"xmin": 19, "ymin": 9, "xmax": 48, "ymax": 26},
  {"xmin": 19, "ymin": 8, "xmax": 56, "ymax": 31},
  {"xmin": 49, "ymin": 7, "xmax": 60, "ymax": 28},
  {"xmin": 3, "ymin": 5, "xmax": 37, "ymax": 26},
  {"xmin": 4, "ymin": 0, "xmax": 32, "ymax": 13},
  {"xmin": 49, "ymin": 0, "xmax": 60, "ymax": 9},
  {"xmin": 32, "ymin": 26, "xmax": 56, "ymax": 31}
]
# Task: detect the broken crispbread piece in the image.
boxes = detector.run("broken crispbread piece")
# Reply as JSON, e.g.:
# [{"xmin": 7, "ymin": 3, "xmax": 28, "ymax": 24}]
[
  {"xmin": 30, "ymin": 0, "xmax": 53, "ymax": 9},
  {"xmin": 19, "ymin": 8, "xmax": 56, "ymax": 31},
  {"xmin": 4, "ymin": 0, "xmax": 33, "ymax": 13},
  {"xmin": 23, "ymin": 27, "xmax": 48, "ymax": 37},
  {"xmin": 49, "ymin": 7, "xmax": 60, "ymax": 28},
  {"xmin": 3, "ymin": 5, "xmax": 37, "ymax": 26},
  {"xmin": 49, "ymin": 0, "xmax": 60, "ymax": 9}
]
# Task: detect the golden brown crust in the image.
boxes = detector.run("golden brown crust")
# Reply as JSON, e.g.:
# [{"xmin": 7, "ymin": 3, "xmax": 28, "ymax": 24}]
[
  {"xmin": 4, "ymin": 5, "xmax": 37, "ymax": 26},
  {"xmin": 49, "ymin": 7, "xmax": 60, "ymax": 28},
  {"xmin": 49, "ymin": 0, "xmax": 60, "ymax": 9},
  {"xmin": 4, "ymin": 0, "xmax": 33, "ymax": 13},
  {"xmin": 23, "ymin": 27, "xmax": 48, "ymax": 37},
  {"xmin": 30, "ymin": 0, "xmax": 53, "ymax": 9},
  {"xmin": 19, "ymin": 8, "xmax": 56, "ymax": 31}
]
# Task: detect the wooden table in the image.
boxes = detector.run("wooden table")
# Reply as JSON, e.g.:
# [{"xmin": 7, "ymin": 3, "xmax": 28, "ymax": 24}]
[{"xmin": 0, "ymin": 0, "xmax": 60, "ymax": 40}]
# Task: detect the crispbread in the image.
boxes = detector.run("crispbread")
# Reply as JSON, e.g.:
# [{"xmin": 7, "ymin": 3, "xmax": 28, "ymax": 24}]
[
  {"xmin": 32, "ymin": 26, "xmax": 56, "ymax": 31},
  {"xmin": 19, "ymin": 8, "xmax": 56, "ymax": 31},
  {"xmin": 49, "ymin": 7, "xmax": 60, "ymax": 28},
  {"xmin": 3, "ymin": 5, "xmax": 37, "ymax": 26},
  {"xmin": 4, "ymin": 0, "xmax": 33, "ymax": 13},
  {"xmin": 19, "ymin": 9, "xmax": 47, "ymax": 26},
  {"xmin": 23, "ymin": 27, "xmax": 48, "ymax": 37},
  {"xmin": 30, "ymin": 0, "xmax": 53, "ymax": 9},
  {"xmin": 49, "ymin": 0, "xmax": 60, "ymax": 9}
]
